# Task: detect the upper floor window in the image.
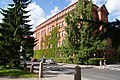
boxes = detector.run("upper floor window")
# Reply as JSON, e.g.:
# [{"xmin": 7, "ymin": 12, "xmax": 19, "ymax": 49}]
[
  {"xmin": 48, "ymin": 27, "xmax": 50, "ymax": 32},
  {"xmin": 59, "ymin": 41, "xmax": 62, "ymax": 47},
  {"xmin": 60, "ymin": 30, "xmax": 65, "ymax": 37},
  {"xmin": 57, "ymin": 33, "xmax": 59, "ymax": 38},
  {"xmin": 60, "ymin": 31, "xmax": 62, "ymax": 37},
  {"xmin": 62, "ymin": 30, "xmax": 65, "ymax": 36},
  {"xmin": 36, "ymin": 32, "xmax": 39, "ymax": 39},
  {"xmin": 41, "ymin": 29, "xmax": 46, "ymax": 36},
  {"xmin": 59, "ymin": 21, "xmax": 64, "ymax": 28},
  {"xmin": 57, "ymin": 41, "xmax": 62, "ymax": 47},
  {"xmin": 48, "ymin": 25, "xmax": 54, "ymax": 32}
]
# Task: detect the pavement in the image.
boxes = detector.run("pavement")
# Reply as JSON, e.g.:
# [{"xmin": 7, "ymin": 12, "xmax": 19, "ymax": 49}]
[{"xmin": 0, "ymin": 63, "xmax": 120, "ymax": 80}]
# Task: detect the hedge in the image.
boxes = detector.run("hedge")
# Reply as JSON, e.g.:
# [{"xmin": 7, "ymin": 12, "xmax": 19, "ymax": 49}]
[{"xmin": 87, "ymin": 58, "xmax": 114, "ymax": 65}]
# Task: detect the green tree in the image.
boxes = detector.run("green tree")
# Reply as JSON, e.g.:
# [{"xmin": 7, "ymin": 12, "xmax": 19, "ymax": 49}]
[
  {"xmin": 63, "ymin": 0, "xmax": 107, "ymax": 64},
  {"xmin": 0, "ymin": 0, "xmax": 34, "ymax": 67},
  {"xmin": 106, "ymin": 20, "xmax": 120, "ymax": 62}
]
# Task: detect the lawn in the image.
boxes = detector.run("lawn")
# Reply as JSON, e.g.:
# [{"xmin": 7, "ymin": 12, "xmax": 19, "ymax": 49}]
[{"xmin": 0, "ymin": 66, "xmax": 38, "ymax": 78}]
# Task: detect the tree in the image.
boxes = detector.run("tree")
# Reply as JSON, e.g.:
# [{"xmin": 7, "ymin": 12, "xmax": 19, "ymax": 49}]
[
  {"xmin": 0, "ymin": 0, "xmax": 34, "ymax": 67},
  {"xmin": 63, "ymin": 0, "xmax": 107, "ymax": 64},
  {"xmin": 106, "ymin": 20, "xmax": 120, "ymax": 62}
]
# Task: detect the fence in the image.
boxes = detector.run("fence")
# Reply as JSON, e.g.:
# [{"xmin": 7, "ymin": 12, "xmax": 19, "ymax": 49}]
[
  {"xmin": 21, "ymin": 61, "xmax": 43, "ymax": 78},
  {"xmin": 21, "ymin": 61, "xmax": 81, "ymax": 79}
]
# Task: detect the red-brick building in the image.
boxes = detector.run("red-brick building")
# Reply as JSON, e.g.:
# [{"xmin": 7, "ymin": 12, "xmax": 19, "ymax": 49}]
[{"xmin": 34, "ymin": 2, "xmax": 111, "ymax": 57}]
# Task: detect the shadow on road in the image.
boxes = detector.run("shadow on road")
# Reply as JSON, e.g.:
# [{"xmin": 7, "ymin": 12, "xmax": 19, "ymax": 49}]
[{"xmin": 43, "ymin": 66, "xmax": 74, "ymax": 78}]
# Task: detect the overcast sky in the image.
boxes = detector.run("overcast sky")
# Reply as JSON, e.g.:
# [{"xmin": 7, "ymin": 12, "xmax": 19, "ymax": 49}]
[{"xmin": 0, "ymin": 0, "xmax": 120, "ymax": 31}]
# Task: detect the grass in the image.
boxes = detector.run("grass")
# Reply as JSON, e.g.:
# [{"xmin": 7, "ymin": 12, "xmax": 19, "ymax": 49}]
[{"xmin": 0, "ymin": 66, "xmax": 38, "ymax": 78}]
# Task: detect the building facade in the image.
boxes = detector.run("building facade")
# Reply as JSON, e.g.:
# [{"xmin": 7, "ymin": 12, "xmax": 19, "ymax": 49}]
[{"xmin": 34, "ymin": 2, "xmax": 109, "ymax": 54}]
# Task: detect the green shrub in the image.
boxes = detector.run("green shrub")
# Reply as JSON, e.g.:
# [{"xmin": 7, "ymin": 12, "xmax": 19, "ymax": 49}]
[
  {"xmin": 33, "ymin": 50, "xmax": 43, "ymax": 59},
  {"xmin": 87, "ymin": 58, "xmax": 114, "ymax": 65},
  {"xmin": 53, "ymin": 58, "xmax": 68, "ymax": 63},
  {"xmin": 87, "ymin": 58, "xmax": 105, "ymax": 65}
]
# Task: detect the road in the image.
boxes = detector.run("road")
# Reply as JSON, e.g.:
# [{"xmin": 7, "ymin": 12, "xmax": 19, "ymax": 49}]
[
  {"xmin": 82, "ymin": 68, "xmax": 120, "ymax": 80},
  {"xmin": 43, "ymin": 64, "xmax": 120, "ymax": 80},
  {"xmin": 21, "ymin": 62, "xmax": 120, "ymax": 80}
]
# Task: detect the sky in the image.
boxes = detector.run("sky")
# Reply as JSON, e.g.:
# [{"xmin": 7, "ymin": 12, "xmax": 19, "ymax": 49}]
[{"xmin": 0, "ymin": 0, "xmax": 120, "ymax": 31}]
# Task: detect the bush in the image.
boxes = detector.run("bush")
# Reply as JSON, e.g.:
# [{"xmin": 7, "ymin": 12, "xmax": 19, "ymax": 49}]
[
  {"xmin": 88, "ymin": 58, "xmax": 104, "ymax": 65},
  {"xmin": 33, "ymin": 50, "xmax": 43, "ymax": 59},
  {"xmin": 53, "ymin": 58, "xmax": 68, "ymax": 63},
  {"xmin": 87, "ymin": 58, "xmax": 114, "ymax": 65}
]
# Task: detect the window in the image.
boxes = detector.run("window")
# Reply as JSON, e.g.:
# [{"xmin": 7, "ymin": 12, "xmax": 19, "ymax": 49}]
[
  {"xmin": 36, "ymin": 33, "xmax": 39, "ymax": 39},
  {"xmin": 48, "ymin": 26, "xmax": 54, "ymax": 32},
  {"xmin": 62, "ymin": 30, "xmax": 65, "ymax": 36},
  {"xmin": 48, "ymin": 27, "xmax": 50, "ymax": 32},
  {"xmin": 50, "ymin": 27, "xmax": 52, "ymax": 31},
  {"xmin": 60, "ymin": 31, "xmax": 62, "ymax": 37},
  {"xmin": 57, "ymin": 41, "xmax": 62, "ymax": 47},
  {"xmin": 52, "ymin": 25, "xmax": 54, "ymax": 30},
  {"xmin": 57, "ymin": 33, "xmax": 59, "ymax": 38},
  {"xmin": 59, "ymin": 41, "xmax": 62, "ymax": 47},
  {"xmin": 60, "ymin": 30, "xmax": 65, "ymax": 37},
  {"xmin": 41, "ymin": 29, "xmax": 46, "ymax": 36},
  {"xmin": 59, "ymin": 21, "xmax": 64, "ymax": 28},
  {"xmin": 50, "ymin": 44, "xmax": 52, "ymax": 48},
  {"xmin": 57, "ymin": 23, "xmax": 60, "ymax": 27}
]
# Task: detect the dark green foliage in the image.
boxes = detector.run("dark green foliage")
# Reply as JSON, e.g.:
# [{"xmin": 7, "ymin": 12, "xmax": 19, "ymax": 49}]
[
  {"xmin": 107, "ymin": 20, "xmax": 120, "ymax": 62},
  {"xmin": 0, "ymin": 0, "xmax": 34, "ymax": 67},
  {"xmin": 107, "ymin": 20, "xmax": 120, "ymax": 50}
]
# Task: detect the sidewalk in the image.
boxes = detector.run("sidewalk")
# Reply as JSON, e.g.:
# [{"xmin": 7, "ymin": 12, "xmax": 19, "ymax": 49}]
[{"xmin": 0, "ymin": 75, "xmax": 89, "ymax": 80}]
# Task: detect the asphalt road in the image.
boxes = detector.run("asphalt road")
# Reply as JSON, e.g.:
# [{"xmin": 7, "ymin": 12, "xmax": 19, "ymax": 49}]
[
  {"xmin": 43, "ymin": 64, "xmax": 120, "ymax": 80},
  {"xmin": 82, "ymin": 68, "xmax": 120, "ymax": 80},
  {"xmin": 21, "ymin": 61, "xmax": 120, "ymax": 80}
]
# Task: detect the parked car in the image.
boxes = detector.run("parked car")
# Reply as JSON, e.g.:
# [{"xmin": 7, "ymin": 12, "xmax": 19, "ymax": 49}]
[
  {"xmin": 46, "ymin": 59, "xmax": 56, "ymax": 64},
  {"xmin": 37, "ymin": 58, "xmax": 46, "ymax": 63}
]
